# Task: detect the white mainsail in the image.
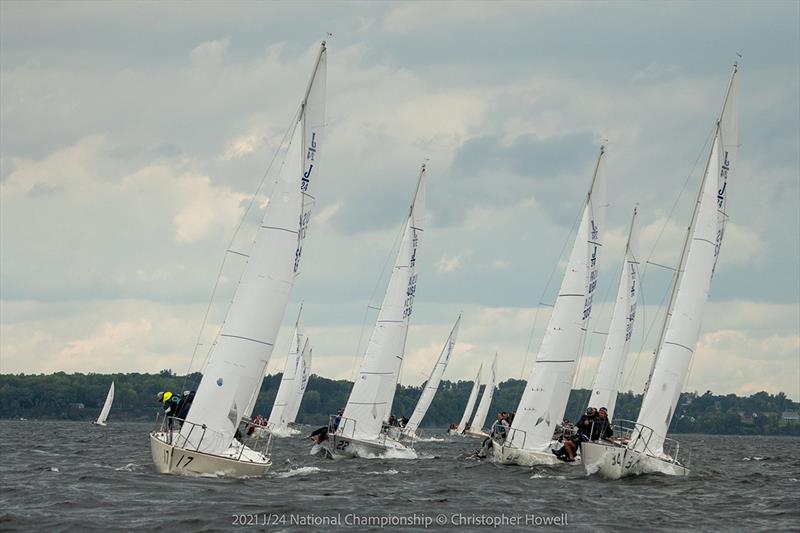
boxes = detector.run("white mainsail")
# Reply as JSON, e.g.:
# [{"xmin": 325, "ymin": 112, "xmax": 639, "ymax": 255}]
[
  {"xmin": 403, "ymin": 315, "xmax": 461, "ymax": 436},
  {"xmin": 456, "ymin": 364, "xmax": 482, "ymax": 433},
  {"xmin": 180, "ymin": 43, "xmax": 327, "ymax": 455},
  {"xmin": 587, "ymin": 208, "xmax": 640, "ymax": 420},
  {"xmin": 634, "ymin": 65, "xmax": 738, "ymax": 456},
  {"xmin": 470, "ymin": 354, "xmax": 497, "ymax": 433},
  {"xmin": 508, "ymin": 146, "xmax": 607, "ymax": 453},
  {"xmin": 266, "ymin": 306, "xmax": 305, "ymax": 427},
  {"xmin": 339, "ymin": 165, "xmax": 426, "ymax": 442},
  {"xmin": 285, "ymin": 339, "xmax": 312, "ymax": 424},
  {"xmin": 95, "ymin": 381, "xmax": 114, "ymax": 425}
]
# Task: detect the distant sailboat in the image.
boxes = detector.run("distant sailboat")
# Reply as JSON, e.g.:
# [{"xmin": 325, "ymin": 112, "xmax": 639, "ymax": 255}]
[
  {"xmin": 496, "ymin": 145, "xmax": 607, "ymax": 466},
  {"xmin": 586, "ymin": 207, "xmax": 640, "ymax": 420},
  {"xmin": 449, "ymin": 363, "xmax": 482, "ymax": 436},
  {"xmin": 93, "ymin": 382, "xmax": 114, "ymax": 426},
  {"xmin": 260, "ymin": 306, "xmax": 312, "ymax": 437},
  {"xmin": 465, "ymin": 354, "xmax": 498, "ymax": 439},
  {"xmin": 582, "ymin": 64, "xmax": 738, "ymax": 479},
  {"xmin": 149, "ymin": 41, "xmax": 327, "ymax": 477},
  {"xmin": 322, "ymin": 163, "xmax": 426, "ymax": 459},
  {"xmin": 402, "ymin": 315, "xmax": 461, "ymax": 439}
]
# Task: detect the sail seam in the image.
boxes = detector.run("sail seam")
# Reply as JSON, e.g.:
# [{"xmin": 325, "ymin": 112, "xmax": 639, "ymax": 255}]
[{"xmin": 219, "ymin": 334, "xmax": 274, "ymax": 346}]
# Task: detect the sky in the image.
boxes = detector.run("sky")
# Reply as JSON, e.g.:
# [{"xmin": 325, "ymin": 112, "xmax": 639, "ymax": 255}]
[{"xmin": 1, "ymin": 1, "xmax": 798, "ymax": 400}]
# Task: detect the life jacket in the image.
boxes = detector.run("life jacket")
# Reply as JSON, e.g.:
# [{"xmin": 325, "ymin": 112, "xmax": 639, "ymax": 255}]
[{"xmin": 162, "ymin": 391, "xmax": 174, "ymax": 403}]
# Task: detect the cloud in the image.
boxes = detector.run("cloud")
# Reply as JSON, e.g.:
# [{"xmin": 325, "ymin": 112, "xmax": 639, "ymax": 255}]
[{"xmin": 437, "ymin": 252, "xmax": 469, "ymax": 273}]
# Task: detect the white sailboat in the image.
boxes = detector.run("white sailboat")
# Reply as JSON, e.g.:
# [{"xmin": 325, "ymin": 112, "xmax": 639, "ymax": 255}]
[
  {"xmin": 402, "ymin": 315, "xmax": 461, "ymax": 439},
  {"xmin": 262, "ymin": 306, "xmax": 310, "ymax": 437},
  {"xmin": 449, "ymin": 363, "xmax": 482, "ymax": 436},
  {"xmin": 586, "ymin": 207, "xmax": 640, "ymax": 420},
  {"xmin": 150, "ymin": 41, "xmax": 327, "ymax": 477},
  {"xmin": 496, "ymin": 145, "xmax": 607, "ymax": 466},
  {"xmin": 465, "ymin": 354, "xmax": 498, "ymax": 439},
  {"xmin": 323, "ymin": 163, "xmax": 426, "ymax": 459},
  {"xmin": 93, "ymin": 382, "xmax": 114, "ymax": 426},
  {"xmin": 582, "ymin": 64, "xmax": 738, "ymax": 479}
]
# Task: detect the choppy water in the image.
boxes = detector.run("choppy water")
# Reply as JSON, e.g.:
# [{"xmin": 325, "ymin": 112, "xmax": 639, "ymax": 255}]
[{"xmin": 1, "ymin": 421, "xmax": 798, "ymax": 531}]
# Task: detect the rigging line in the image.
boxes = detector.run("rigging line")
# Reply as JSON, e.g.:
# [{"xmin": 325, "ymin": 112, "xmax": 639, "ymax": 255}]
[
  {"xmin": 181, "ymin": 106, "xmax": 302, "ymax": 392},
  {"xmin": 520, "ymin": 205, "xmax": 584, "ymax": 380}
]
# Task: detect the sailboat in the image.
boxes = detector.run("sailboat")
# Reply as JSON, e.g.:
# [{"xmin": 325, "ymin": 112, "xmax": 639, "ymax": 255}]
[
  {"xmin": 149, "ymin": 41, "xmax": 327, "ymax": 477},
  {"xmin": 254, "ymin": 306, "xmax": 312, "ymax": 437},
  {"xmin": 582, "ymin": 64, "xmax": 738, "ymax": 479},
  {"xmin": 322, "ymin": 163, "xmax": 426, "ymax": 459},
  {"xmin": 402, "ymin": 315, "xmax": 461, "ymax": 439},
  {"xmin": 585, "ymin": 207, "xmax": 640, "ymax": 420},
  {"xmin": 449, "ymin": 363, "xmax": 482, "ymax": 436},
  {"xmin": 93, "ymin": 382, "xmax": 114, "ymax": 426},
  {"xmin": 465, "ymin": 354, "xmax": 498, "ymax": 439},
  {"xmin": 495, "ymin": 145, "xmax": 607, "ymax": 466}
]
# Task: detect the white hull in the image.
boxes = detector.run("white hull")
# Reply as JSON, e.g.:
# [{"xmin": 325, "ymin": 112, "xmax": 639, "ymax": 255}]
[
  {"xmin": 581, "ymin": 441, "xmax": 689, "ymax": 479},
  {"xmin": 149, "ymin": 432, "xmax": 271, "ymax": 477},
  {"xmin": 92, "ymin": 421, "xmax": 107, "ymax": 427},
  {"xmin": 464, "ymin": 429, "xmax": 489, "ymax": 439},
  {"xmin": 494, "ymin": 443, "xmax": 564, "ymax": 466},
  {"xmin": 325, "ymin": 433, "xmax": 416, "ymax": 460}
]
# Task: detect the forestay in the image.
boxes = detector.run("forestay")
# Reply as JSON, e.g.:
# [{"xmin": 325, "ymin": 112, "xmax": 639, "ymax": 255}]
[
  {"xmin": 588, "ymin": 208, "xmax": 640, "ymax": 420},
  {"xmin": 456, "ymin": 364, "xmax": 483, "ymax": 433},
  {"xmin": 508, "ymin": 146, "xmax": 607, "ymax": 453},
  {"xmin": 180, "ymin": 43, "xmax": 327, "ymax": 455},
  {"xmin": 403, "ymin": 315, "xmax": 461, "ymax": 436},
  {"xmin": 339, "ymin": 165, "xmax": 426, "ymax": 442},
  {"xmin": 471, "ymin": 354, "xmax": 497, "ymax": 433},
  {"xmin": 634, "ymin": 66, "xmax": 738, "ymax": 456}
]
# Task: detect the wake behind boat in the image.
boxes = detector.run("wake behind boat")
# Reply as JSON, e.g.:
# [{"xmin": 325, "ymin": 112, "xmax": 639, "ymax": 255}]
[
  {"xmin": 317, "ymin": 163, "xmax": 426, "ymax": 460},
  {"xmin": 582, "ymin": 63, "xmax": 739, "ymax": 480},
  {"xmin": 150, "ymin": 41, "xmax": 327, "ymax": 477}
]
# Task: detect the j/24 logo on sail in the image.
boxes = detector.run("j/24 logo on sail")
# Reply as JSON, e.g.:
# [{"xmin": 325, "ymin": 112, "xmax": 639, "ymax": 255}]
[{"xmin": 718, "ymin": 151, "xmax": 730, "ymax": 208}]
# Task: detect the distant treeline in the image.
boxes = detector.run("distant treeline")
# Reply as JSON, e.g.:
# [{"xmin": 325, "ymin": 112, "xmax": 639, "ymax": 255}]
[{"xmin": 1, "ymin": 371, "xmax": 798, "ymax": 436}]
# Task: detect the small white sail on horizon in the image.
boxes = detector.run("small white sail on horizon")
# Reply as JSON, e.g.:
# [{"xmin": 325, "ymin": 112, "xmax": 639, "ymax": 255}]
[
  {"xmin": 455, "ymin": 363, "xmax": 482, "ymax": 434},
  {"xmin": 587, "ymin": 208, "xmax": 640, "ymax": 420},
  {"xmin": 468, "ymin": 354, "xmax": 497, "ymax": 436},
  {"xmin": 403, "ymin": 315, "xmax": 461, "ymax": 437},
  {"xmin": 501, "ymin": 145, "xmax": 607, "ymax": 464},
  {"xmin": 94, "ymin": 382, "xmax": 114, "ymax": 426}
]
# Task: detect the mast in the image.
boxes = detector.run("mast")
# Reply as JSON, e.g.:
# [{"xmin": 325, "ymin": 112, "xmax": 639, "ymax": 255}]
[
  {"xmin": 456, "ymin": 364, "xmax": 482, "ymax": 433},
  {"xmin": 339, "ymin": 163, "xmax": 426, "ymax": 441},
  {"xmin": 587, "ymin": 207, "xmax": 639, "ymax": 419},
  {"xmin": 404, "ymin": 314, "xmax": 461, "ymax": 435},
  {"xmin": 643, "ymin": 63, "xmax": 738, "ymax": 394},
  {"xmin": 507, "ymin": 144, "xmax": 607, "ymax": 453},
  {"xmin": 635, "ymin": 63, "xmax": 738, "ymax": 455}
]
